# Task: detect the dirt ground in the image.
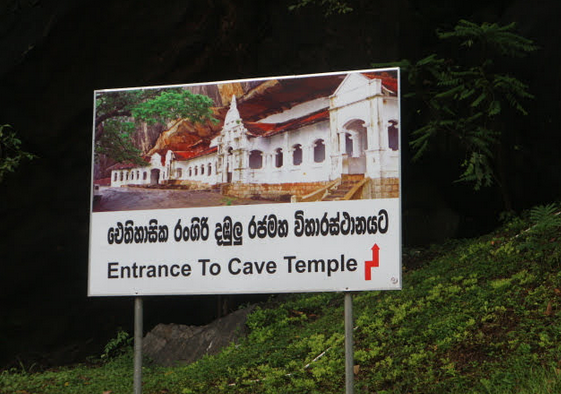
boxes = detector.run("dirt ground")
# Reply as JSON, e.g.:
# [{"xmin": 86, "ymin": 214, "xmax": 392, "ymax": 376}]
[{"xmin": 92, "ymin": 187, "xmax": 279, "ymax": 212}]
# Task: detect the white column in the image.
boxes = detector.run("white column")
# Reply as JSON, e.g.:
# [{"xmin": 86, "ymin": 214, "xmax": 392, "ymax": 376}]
[
  {"xmin": 350, "ymin": 134, "xmax": 360, "ymax": 158},
  {"xmin": 377, "ymin": 99, "xmax": 389, "ymax": 151},
  {"xmin": 338, "ymin": 131, "xmax": 346, "ymax": 155}
]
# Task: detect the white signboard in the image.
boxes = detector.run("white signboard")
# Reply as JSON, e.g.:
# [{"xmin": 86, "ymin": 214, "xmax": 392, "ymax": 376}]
[{"xmin": 89, "ymin": 68, "xmax": 401, "ymax": 296}]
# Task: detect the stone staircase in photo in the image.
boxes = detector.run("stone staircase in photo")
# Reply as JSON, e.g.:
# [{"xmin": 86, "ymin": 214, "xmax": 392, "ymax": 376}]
[{"xmin": 321, "ymin": 174, "xmax": 365, "ymax": 201}]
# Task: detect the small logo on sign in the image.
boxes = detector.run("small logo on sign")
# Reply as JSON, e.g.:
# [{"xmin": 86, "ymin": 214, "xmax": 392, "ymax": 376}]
[{"xmin": 365, "ymin": 243, "xmax": 380, "ymax": 280}]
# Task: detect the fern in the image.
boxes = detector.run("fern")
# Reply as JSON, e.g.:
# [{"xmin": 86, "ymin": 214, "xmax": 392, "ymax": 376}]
[{"xmin": 529, "ymin": 204, "xmax": 561, "ymax": 232}]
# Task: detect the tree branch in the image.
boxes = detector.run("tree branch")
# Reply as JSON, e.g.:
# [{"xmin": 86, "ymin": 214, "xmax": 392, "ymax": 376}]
[{"xmin": 95, "ymin": 109, "xmax": 132, "ymax": 127}]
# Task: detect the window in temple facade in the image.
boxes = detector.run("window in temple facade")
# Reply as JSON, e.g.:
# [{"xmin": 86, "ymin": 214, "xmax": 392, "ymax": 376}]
[
  {"xmin": 292, "ymin": 144, "xmax": 302, "ymax": 166},
  {"xmin": 314, "ymin": 139, "xmax": 325, "ymax": 163}
]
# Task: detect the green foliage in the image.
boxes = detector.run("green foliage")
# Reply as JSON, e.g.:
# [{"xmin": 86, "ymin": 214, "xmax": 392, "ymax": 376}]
[
  {"xmin": 95, "ymin": 88, "xmax": 217, "ymax": 164},
  {"xmin": 437, "ymin": 20, "xmax": 537, "ymax": 56},
  {"xmin": 95, "ymin": 89, "xmax": 149, "ymax": 119},
  {"xmin": 131, "ymin": 90, "xmax": 218, "ymax": 126},
  {"xmin": 0, "ymin": 349, "xmax": 129, "ymax": 393},
  {"xmin": 288, "ymin": 0, "xmax": 353, "ymax": 16},
  {"xmin": 392, "ymin": 20, "xmax": 537, "ymax": 193},
  {"xmin": 529, "ymin": 203, "xmax": 561, "ymax": 232},
  {"xmin": 2, "ymin": 204, "xmax": 561, "ymax": 393},
  {"xmin": 100, "ymin": 329, "xmax": 133, "ymax": 361},
  {"xmin": 95, "ymin": 120, "xmax": 146, "ymax": 166},
  {"xmin": 0, "ymin": 124, "xmax": 36, "ymax": 183}
]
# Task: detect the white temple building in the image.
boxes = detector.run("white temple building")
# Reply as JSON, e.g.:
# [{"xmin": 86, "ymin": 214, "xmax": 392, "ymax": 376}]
[{"xmin": 109, "ymin": 72, "xmax": 400, "ymax": 201}]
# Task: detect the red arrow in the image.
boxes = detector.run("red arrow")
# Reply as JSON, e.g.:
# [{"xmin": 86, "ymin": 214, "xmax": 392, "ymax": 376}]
[{"xmin": 365, "ymin": 243, "xmax": 380, "ymax": 280}]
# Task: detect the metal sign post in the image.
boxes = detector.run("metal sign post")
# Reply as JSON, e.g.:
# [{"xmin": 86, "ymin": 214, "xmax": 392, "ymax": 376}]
[
  {"xmin": 344, "ymin": 292, "xmax": 354, "ymax": 394},
  {"xmin": 134, "ymin": 297, "xmax": 143, "ymax": 394}
]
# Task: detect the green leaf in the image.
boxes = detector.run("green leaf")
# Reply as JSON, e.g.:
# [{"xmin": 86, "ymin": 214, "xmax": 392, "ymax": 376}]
[
  {"xmin": 488, "ymin": 100, "xmax": 501, "ymax": 116},
  {"xmin": 0, "ymin": 124, "xmax": 36, "ymax": 183},
  {"xmin": 470, "ymin": 92, "xmax": 486, "ymax": 108}
]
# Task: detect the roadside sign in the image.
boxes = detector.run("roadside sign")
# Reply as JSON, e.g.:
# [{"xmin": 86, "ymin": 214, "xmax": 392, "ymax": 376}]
[{"xmin": 89, "ymin": 68, "xmax": 401, "ymax": 296}]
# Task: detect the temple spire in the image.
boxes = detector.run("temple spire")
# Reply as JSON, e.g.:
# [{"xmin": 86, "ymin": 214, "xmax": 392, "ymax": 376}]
[{"xmin": 224, "ymin": 95, "xmax": 241, "ymax": 129}]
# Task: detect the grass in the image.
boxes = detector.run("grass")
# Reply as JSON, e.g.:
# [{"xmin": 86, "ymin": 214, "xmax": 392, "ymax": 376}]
[{"xmin": 2, "ymin": 204, "xmax": 561, "ymax": 393}]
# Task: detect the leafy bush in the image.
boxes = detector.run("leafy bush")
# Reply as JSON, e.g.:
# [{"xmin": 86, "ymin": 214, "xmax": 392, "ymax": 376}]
[{"xmin": 101, "ymin": 329, "xmax": 133, "ymax": 361}]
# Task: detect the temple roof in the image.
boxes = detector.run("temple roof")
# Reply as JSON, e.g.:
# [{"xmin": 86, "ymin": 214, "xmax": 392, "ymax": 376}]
[
  {"xmin": 244, "ymin": 108, "xmax": 330, "ymax": 137},
  {"xmin": 107, "ymin": 162, "xmax": 142, "ymax": 171},
  {"xmin": 172, "ymin": 146, "xmax": 218, "ymax": 161}
]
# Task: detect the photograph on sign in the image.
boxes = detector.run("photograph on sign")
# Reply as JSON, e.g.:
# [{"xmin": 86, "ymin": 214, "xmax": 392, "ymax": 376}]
[
  {"xmin": 89, "ymin": 68, "xmax": 401, "ymax": 296},
  {"xmin": 92, "ymin": 70, "xmax": 399, "ymax": 211}
]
